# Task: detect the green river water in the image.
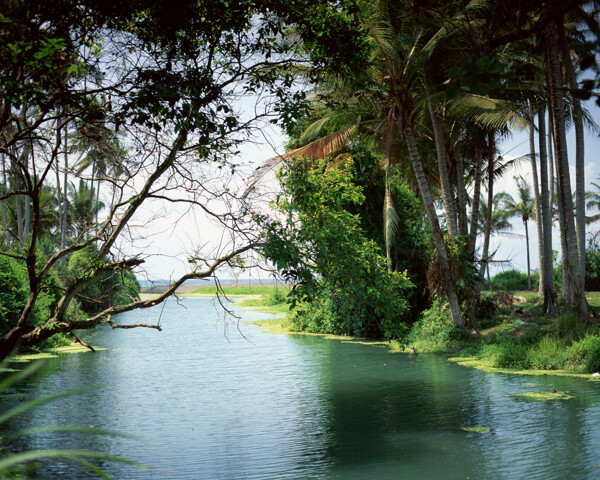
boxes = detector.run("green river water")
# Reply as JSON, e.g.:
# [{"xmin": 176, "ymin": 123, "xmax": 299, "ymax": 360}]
[{"xmin": 3, "ymin": 297, "xmax": 600, "ymax": 479}]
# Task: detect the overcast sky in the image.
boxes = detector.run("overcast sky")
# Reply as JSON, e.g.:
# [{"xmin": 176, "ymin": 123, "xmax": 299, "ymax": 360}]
[{"xmin": 127, "ymin": 97, "xmax": 600, "ymax": 283}]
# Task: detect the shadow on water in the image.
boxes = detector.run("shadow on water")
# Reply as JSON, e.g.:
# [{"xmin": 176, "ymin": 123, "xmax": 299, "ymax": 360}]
[{"xmin": 3, "ymin": 297, "xmax": 600, "ymax": 479}]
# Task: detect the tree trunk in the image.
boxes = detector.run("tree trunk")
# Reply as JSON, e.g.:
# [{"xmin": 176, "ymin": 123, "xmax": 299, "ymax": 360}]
[
  {"xmin": 456, "ymin": 154, "xmax": 469, "ymax": 237},
  {"xmin": 524, "ymin": 219, "xmax": 531, "ymax": 290},
  {"xmin": 548, "ymin": 117, "xmax": 555, "ymax": 221},
  {"xmin": 23, "ymin": 147, "xmax": 31, "ymax": 245},
  {"xmin": 538, "ymin": 106, "xmax": 555, "ymax": 314},
  {"xmin": 13, "ymin": 154, "xmax": 24, "ymax": 249},
  {"xmin": 467, "ymin": 144, "xmax": 483, "ymax": 261},
  {"xmin": 557, "ymin": 15, "xmax": 586, "ymax": 288},
  {"xmin": 545, "ymin": 15, "xmax": 588, "ymax": 317},
  {"xmin": 403, "ymin": 122, "xmax": 463, "ymax": 327},
  {"xmin": 55, "ymin": 126, "xmax": 63, "ymax": 244},
  {"xmin": 60, "ymin": 125, "xmax": 69, "ymax": 260},
  {"xmin": 479, "ymin": 134, "xmax": 495, "ymax": 284},
  {"xmin": 528, "ymin": 111, "xmax": 543, "ymax": 296},
  {"xmin": 424, "ymin": 73, "xmax": 459, "ymax": 239},
  {"xmin": 0, "ymin": 153, "xmax": 9, "ymax": 236}
]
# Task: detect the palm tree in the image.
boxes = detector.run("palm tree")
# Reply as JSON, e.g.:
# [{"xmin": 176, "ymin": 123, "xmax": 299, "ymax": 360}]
[
  {"xmin": 544, "ymin": 3, "xmax": 587, "ymax": 316},
  {"xmin": 68, "ymin": 179, "xmax": 104, "ymax": 241},
  {"xmin": 502, "ymin": 175, "xmax": 536, "ymax": 290},
  {"xmin": 477, "ymin": 192, "xmax": 514, "ymax": 284}
]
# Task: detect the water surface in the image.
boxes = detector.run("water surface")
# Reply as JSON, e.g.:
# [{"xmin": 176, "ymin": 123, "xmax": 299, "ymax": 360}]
[{"xmin": 4, "ymin": 297, "xmax": 600, "ymax": 479}]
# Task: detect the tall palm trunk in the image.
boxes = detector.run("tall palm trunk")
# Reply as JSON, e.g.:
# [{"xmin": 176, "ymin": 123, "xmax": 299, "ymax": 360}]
[
  {"xmin": 467, "ymin": 144, "xmax": 483, "ymax": 261},
  {"xmin": 528, "ymin": 111, "xmax": 543, "ymax": 296},
  {"xmin": 424, "ymin": 73, "xmax": 458, "ymax": 239},
  {"xmin": 479, "ymin": 134, "xmax": 495, "ymax": 286},
  {"xmin": 557, "ymin": 16, "xmax": 586, "ymax": 287},
  {"xmin": 456, "ymin": 154, "xmax": 469, "ymax": 237},
  {"xmin": 545, "ymin": 14, "xmax": 587, "ymax": 317},
  {"xmin": 55, "ymin": 123, "xmax": 63, "ymax": 244},
  {"xmin": 402, "ymin": 122, "xmax": 463, "ymax": 327},
  {"xmin": 23, "ymin": 146, "xmax": 31, "ymax": 245},
  {"xmin": 0, "ymin": 154, "xmax": 9, "ymax": 242},
  {"xmin": 60, "ymin": 125, "xmax": 69, "ymax": 258},
  {"xmin": 547, "ymin": 116, "xmax": 555, "ymax": 220},
  {"xmin": 524, "ymin": 218, "xmax": 531, "ymax": 290},
  {"xmin": 538, "ymin": 106, "xmax": 555, "ymax": 314},
  {"xmin": 13, "ymin": 153, "xmax": 23, "ymax": 249}
]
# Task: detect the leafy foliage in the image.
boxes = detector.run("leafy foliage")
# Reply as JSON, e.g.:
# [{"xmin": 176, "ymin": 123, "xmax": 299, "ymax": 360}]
[
  {"xmin": 585, "ymin": 241, "xmax": 600, "ymax": 291},
  {"xmin": 405, "ymin": 299, "xmax": 472, "ymax": 353},
  {"xmin": 0, "ymin": 255, "xmax": 69, "ymax": 349},
  {"xmin": 257, "ymin": 157, "xmax": 414, "ymax": 339},
  {"xmin": 491, "ymin": 269, "xmax": 533, "ymax": 291},
  {"xmin": 67, "ymin": 245, "xmax": 139, "ymax": 313}
]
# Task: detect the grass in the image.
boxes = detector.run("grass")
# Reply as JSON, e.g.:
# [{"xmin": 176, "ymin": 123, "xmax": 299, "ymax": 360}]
[
  {"xmin": 509, "ymin": 391, "xmax": 575, "ymax": 401},
  {"xmin": 190, "ymin": 285, "xmax": 292, "ymax": 297},
  {"xmin": 459, "ymin": 426, "xmax": 490, "ymax": 433},
  {"xmin": 406, "ymin": 289, "xmax": 600, "ymax": 379}
]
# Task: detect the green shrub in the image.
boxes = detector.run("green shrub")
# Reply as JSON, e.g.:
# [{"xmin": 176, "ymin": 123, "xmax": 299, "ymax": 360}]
[
  {"xmin": 479, "ymin": 341, "xmax": 530, "ymax": 369},
  {"xmin": 476, "ymin": 296, "xmax": 497, "ymax": 320},
  {"xmin": 548, "ymin": 313, "xmax": 588, "ymax": 342},
  {"xmin": 528, "ymin": 336, "xmax": 566, "ymax": 370},
  {"xmin": 566, "ymin": 335, "xmax": 600, "ymax": 372},
  {"xmin": 265, "ymin": 288, "xmax": 288, "ymax": 306},
  {"xmin": 288, "ymin": 275, "xmax": 411, "ymax": 339},
  {"xmin": 0, "ymin": 254, "xmax": 70, "ymax": 349},
  {"xmin": 68, "ymin": 244, "xmax": 140, "ymax": 313},
  {"xmin": 585, "ymin": 245, "xmax": 600, "ymax": 291},
  {"xmin": 405, "ymin": 299, "xmax": 472, "ymax": 353},
  {"xmin": 0, "ymin": 255, "xmax": 28, "ymax": 335},
  {"xmin": 491, "ymin": 269, "xmax": 530, "ymax": 291}
]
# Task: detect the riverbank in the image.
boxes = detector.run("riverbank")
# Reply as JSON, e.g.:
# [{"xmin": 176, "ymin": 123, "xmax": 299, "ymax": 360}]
[{"xmin": 236, "ymin": 286, "xmax": 600, "ymax": 380}]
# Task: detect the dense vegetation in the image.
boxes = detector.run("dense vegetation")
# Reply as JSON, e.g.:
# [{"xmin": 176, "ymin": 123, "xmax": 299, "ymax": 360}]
[
  {"xmin": 246, "ymin": 0, "xmax": 600, "ymax": 349},
  {"xmin": 0, "ymin": 0, "xmax": 368, "ymax": 359}
]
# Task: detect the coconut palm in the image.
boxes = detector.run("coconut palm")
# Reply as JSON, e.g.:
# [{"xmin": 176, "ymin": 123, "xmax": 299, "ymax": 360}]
[
  {"xmin": 476, "ymin": 192, "xmax": 515, "ymax": 284},
  {"xmin": 68, "ymin": 179, "xmax": 104, "ymax": 241},
  {"xmin": 502, "ymin": 175, "xmax": 536, "ymax": 290}
]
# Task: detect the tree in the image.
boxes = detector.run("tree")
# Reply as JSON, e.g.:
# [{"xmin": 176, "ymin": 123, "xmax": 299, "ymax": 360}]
[
  {"xmin": 477, "ymin": 191, "xmax": 514, "ymax": 284},
  {"xmin": 0, "ymin": 0, "xmax": 368, "ymax": 360},
  {"xmin": 503, "ymin": 175, "xmax": 536, "ymax": 290},
  {"xmin": 67, "ymin": 179, "xmax": 104, "ymax": 241},
  {"xmin": 544, "ymin": 1, "xmax": 588, "ymax": 316},
  {"xmin": 257, "ymin": 157, "xmax": 414, "ymax": 339}
]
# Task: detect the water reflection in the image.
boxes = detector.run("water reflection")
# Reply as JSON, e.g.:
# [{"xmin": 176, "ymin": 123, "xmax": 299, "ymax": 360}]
[{"xmin": 3, "ymin": 297, "xmax": 600, "ymax": 479}]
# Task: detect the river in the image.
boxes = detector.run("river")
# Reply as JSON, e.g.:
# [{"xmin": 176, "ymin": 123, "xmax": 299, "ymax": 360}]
[{"xmin": 3, "ymin": 297, "xmax": 600, "ymax": 479}]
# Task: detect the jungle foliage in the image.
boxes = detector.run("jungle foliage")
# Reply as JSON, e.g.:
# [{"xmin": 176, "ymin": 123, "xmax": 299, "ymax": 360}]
[{"xmin": 258, "ymin": 157, "xmax": 417, "ymax": 339}]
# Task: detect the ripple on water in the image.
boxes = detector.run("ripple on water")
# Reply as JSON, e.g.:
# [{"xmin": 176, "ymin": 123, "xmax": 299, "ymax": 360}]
[{"xmin": 4, "ymin": 297, "xmax": 600, "ymax": 479}]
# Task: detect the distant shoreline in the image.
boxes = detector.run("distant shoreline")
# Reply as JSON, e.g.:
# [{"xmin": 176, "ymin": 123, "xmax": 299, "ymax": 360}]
[{"xmin": 139, "ymin": 279, "xmax": 282, "ymax": 295}]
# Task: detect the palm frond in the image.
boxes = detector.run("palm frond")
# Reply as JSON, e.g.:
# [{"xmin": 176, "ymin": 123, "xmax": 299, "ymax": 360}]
[
  {"xmin": 243, "ymin": 126, "xmax": 357, "ymax": 198},
  {"xmin": 422, "ymin": 0, "xmax": 490, "ymax": 58},
  {"xmin": 299, "ymin": 117, "xmax": 332, "ymax": 143},
  {"xmin": 448, "ymin": 94, "xmax": 529, "ymax": 130}
]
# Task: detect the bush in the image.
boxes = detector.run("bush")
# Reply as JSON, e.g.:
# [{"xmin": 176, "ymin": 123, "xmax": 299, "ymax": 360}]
[
  {"xmin": 491, "ymin": 269, "xmax": 532, "ymax": 291},
  {"xmin": 479, "ymin": 341, "xmax": 530, "ymax": 369},
  {"xmin": 585, "ymin": 245, "xmax": 600, "ymax": 291},
  {"xmin": 0, "ymin": 255, "xmax": 28, "ymax": 335},
  {"xmin": 405, "ymin": 300, "xmax": 472, "ymax": 353},
  {"xmin": 0, "ymin": 254, "xmax": 70, "ymax": 348},
  {"xmin": 265, "ymin": 288, "xmax": 288, "ymax": 306},
  {"xmin": 476, "ymin": 296, "xmax": 497, "ymax": 320},
  {"xmin": 288, "ymin": 271, "xmax": 412, "ymax": 339},
  {"xmin": 68, "ymin": 244, "xmax": 140, "ymax": 313},
  {"xmin": 528, "ymin": 336, "xmax": 567, "ymax": 370},
  {"xmin": 566, "ymin": 335, "xmax": 600, "ymax": 372}
]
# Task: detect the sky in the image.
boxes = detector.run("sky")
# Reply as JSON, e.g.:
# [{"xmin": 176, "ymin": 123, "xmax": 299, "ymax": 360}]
[
  {"xmin": 124, "ymin": 97, "xmax": 600, "ymax": 283},
  {"xmin": 492, "ymin": 100, "xmax": 600, "ymax": 277}
]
